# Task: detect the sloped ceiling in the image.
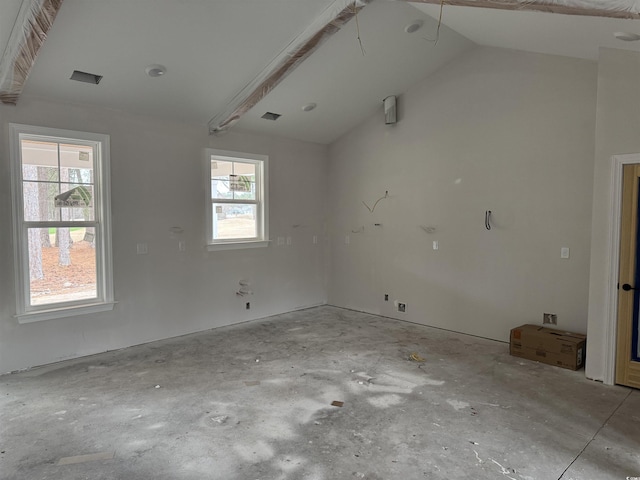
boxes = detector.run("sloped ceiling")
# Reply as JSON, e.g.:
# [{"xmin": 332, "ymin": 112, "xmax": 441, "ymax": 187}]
[
  {"xmin": 1, "ymin": 0, "xmax": 640, "ymax": 144},
  {"xmin": 413, "ymin": 2, "xmax": 640, "ymax": 60}
]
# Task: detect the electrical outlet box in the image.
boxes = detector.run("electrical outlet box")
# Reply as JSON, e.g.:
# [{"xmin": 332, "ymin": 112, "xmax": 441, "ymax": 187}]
[
  {"xmin": 136, "ymin": 243, "xmax": 148, "ymax": 255},
  {"xmin": 543, "ymin": 313, "xmax": 557, "ymax": 325},
  {"xmin": 246, "ymin": 302, "xmax": 251, "ymax": 310},
  {"xmin": 384, "ymin": 294, "xmax": 389, "ymax": 301},
  {"xmin": 398, "ymin": 303, "xmax": 406, "ymax": 313}
]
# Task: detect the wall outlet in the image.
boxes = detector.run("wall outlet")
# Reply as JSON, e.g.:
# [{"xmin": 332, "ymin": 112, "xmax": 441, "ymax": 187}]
[
  {"xmin": 384, "ymin": 294, "xmax": 389, "ymax": 301},
  {"xmin": 543, "ymin": 313, "xmax": 557, "ymax": 325},
  {"xmin": 246, "ymin": 302, "xmax": 251, "ymax": 310},
  {"xmin": 398, "ymin": 303, "xmax": 406, "ymax": 313},
  {"xmin": 178, "ymin": 240, "xmax": 186, "ymax": 252},
  {"xmin": 136, "ymin": 243, "xmax": 148, "ymax": 255},
  {"xmin": 561, "ymin": 247, "xmax": 570, "ymax": 259},
  {"xmin": 432, "ymin": 240, "xmax": 439, "ymax": 250}
]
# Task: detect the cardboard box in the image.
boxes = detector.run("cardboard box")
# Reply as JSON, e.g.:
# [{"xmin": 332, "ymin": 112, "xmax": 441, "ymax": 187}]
[{"xmin": 510, "ymin": 324, "xmax": 586, "ymax": 370}]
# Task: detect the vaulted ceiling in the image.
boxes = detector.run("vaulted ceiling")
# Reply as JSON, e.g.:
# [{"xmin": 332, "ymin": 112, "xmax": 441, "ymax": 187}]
[{"xmin": 1, "ymin": 0, "xmax": 640, "ymax": 144}]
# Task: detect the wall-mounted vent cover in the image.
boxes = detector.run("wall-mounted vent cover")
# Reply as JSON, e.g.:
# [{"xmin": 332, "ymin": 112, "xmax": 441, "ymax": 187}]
[
  {"xmin": 70, "ymin": 70, "xmax": 103, "ymax": 85},
  {"xmin": 261, "ymin": 112, "xmax": 281, "ymax": 121}
]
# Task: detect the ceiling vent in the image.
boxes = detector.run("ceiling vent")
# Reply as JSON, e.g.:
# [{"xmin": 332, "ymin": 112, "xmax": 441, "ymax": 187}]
[
  {"xmin": 261, "ymin": 112, "xmax": 282, "ymax": 121},
  {"xmin": 70, "ymin": 70, "xmax": 103, "ymax": 85}
]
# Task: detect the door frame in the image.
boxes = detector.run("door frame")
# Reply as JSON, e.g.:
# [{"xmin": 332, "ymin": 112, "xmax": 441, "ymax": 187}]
[{"xmin": 604, "ymin": 153, "xmax": 640, "ymax": 385}]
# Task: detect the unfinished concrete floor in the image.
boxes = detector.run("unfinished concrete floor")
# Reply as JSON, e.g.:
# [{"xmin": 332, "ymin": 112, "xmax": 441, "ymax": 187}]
[{"xmin": 1, "ymin": 306, "xmax": 638, "ymax": 480}]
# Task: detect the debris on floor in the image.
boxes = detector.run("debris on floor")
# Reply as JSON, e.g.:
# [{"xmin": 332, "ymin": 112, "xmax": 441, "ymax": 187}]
[
  {"xmin": 244, "ymin": 380, "xmax": 260, "ymax": 386},
  {"xmin": 331, "ymin": 400, "xmax": 344, "ymax": 407},
  {"xmin": 409, "ymin": 352, "xmax": 426, "ymax": 362}
]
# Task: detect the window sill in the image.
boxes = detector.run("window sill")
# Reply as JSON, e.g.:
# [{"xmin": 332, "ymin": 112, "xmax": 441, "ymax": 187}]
[
  {"xmin": 207, "ymin": 240, "xmax": 269, "ymax": 252},
  {"xmin": 16, "ymin": 301, "xmax": 116, "ymax": 324}
]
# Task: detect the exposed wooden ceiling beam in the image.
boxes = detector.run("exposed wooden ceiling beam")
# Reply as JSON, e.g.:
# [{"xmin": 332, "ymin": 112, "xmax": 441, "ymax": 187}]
[
  {"xmin": 407, "ymin": 0, "xmax": 640, "ymax": 19},
  {"xmin": 0, "ymin": 0, "xmax": 64, "ymax": 105},
  {"xmin": 209, "ymin": 0, "xmax": 371, "ymax": 134}
]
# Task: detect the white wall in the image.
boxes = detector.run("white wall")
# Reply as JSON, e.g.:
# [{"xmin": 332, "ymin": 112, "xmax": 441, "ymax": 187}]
[
  {"xmin": 586, "ymin": 48, "xmax": 640, "ymax": 382},
  {"xmin": 0, "ymin": 97, "xmax": 328, "ymax": 373},
  {"xmin": 327, "ymin": 47, "xmax": 597, "ymax": 343}
]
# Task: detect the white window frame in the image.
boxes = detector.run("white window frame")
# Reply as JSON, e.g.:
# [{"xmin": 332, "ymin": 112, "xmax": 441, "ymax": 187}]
[
  {"xmin": 205, "ymin": 149, "xmax": 269, "ymax": 251},
  {"xmin": 9, "ymin": 124, "xmax": 115, "ymax": 323}
]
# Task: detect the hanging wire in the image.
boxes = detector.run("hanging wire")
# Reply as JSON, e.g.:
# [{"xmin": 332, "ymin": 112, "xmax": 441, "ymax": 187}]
[
  {"xmin": 353, "ymin": 2, "xmax": 366, "ymax": 56},
  {"xmin": 422, "ymin": 0, "xmax": 445, "ymax": 45}
]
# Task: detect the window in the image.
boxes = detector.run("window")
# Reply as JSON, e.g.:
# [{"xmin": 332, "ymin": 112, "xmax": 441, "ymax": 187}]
[
  {"xmin": 205, "ymin": 149, "xmax": 268, "ymax": 250},
  {"xmin": 9, "ymin": 124, "xmax": 114, "ymax": 322}
]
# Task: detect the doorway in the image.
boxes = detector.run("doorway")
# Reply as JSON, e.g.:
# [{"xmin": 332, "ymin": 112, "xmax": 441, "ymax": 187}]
[{"xmin": 616, "ymin": 163, "xmax": 640, "ymax": 388}]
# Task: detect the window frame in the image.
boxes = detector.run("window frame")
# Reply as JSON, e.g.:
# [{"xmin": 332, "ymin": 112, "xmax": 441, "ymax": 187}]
[
  {"xmin": 205, "ymin": 149, "xmax": 269, "ymax": 251},
  {"xmin": 9, "ymin": 124, "xmax": 115, "ymax": 323}
]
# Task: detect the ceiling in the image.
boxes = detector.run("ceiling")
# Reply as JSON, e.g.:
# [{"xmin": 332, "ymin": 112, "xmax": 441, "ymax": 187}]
[
  {"xmin": 1, "ymin": 0, "xmax": 640, "ymax": 144},
  {"xmin": 413, "ymin": 3, "xmax": 640, "ymax": 61}
]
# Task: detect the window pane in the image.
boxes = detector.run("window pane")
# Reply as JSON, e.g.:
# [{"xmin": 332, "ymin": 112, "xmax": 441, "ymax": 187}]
[
  {"xmin": 230, "ymin": 162, "xmax": 256, "ymax": 200},
  {"xmin": 211, "ymin": 160, "xmax": 257, "ymax": 200},
  {"xmin": 212, "ymin": 203, "xmax": 257, "ymax": 239},
  {"xmin": 211, "ymin": 178, "xmax": 233, "ymax": 200},
  {"xmin": 232, "ymin": 179, "xmax": 256, "ymax": 200},
  {"xmin": 21, "ymin": 140, "xmax": 59, "ymax": 181},
  {"xmin": 23, "ymin": 180, "xmax": 60, "ymax": 222},
  {"xmin": 60, "ymin": 143, "xmax": 94, "ymax": 173},
  {"xmin": 234, "ymin": 162, "xmax": 256, "ymax": 177},
  {"xmin": 211, "ymin": 160, "xmax": 232, "ymax": 180},
  {"xmin": 27, "ymin": 227, "xmax": 97, "ymax": 306},
  {"xmin": 57, "ymin": 184, "xmax": 95, "ymax": 221}
]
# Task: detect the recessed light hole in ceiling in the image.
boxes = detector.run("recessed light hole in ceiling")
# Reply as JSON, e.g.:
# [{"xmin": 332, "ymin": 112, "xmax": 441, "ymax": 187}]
[{"xmin": 145, "ymin": 64, "xmax": 167, "ymax": 77}]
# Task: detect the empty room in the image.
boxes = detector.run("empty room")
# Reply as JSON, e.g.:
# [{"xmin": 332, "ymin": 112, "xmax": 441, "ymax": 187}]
[{"xmin": 1, "ymin": 0, "xmax": 640, "ymax": 479}]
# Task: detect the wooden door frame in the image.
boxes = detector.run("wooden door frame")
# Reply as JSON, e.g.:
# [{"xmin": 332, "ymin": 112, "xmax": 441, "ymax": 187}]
[{"xmin": 604, "ymin": 153, "xmax": 640, "ymax": 385}]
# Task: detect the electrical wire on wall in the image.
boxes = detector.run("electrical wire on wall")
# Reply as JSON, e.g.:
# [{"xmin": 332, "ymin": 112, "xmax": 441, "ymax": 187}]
[
  {"xmin": 485, "ymin": 210, "xmax": 492, "ymax": 230},
  {"xmin": 363, "ymin": 191, "xmax": 389, "ymax": 213}
]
